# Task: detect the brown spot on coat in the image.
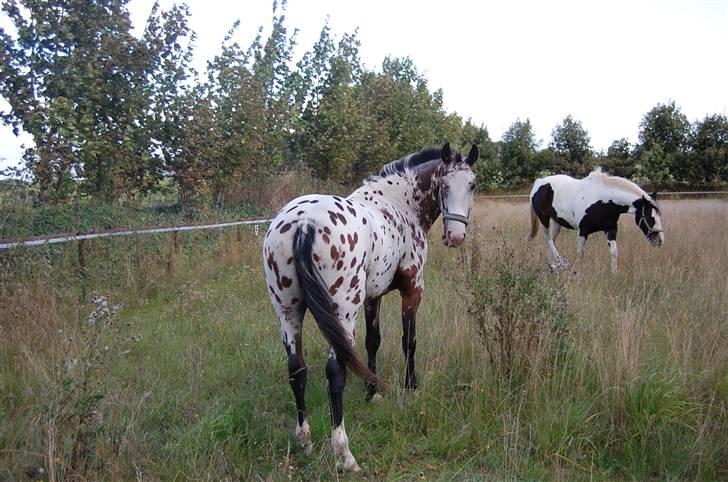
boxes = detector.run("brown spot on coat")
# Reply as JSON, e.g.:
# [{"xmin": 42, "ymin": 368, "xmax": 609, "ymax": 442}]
[
  {"xmin": 328, "ymin": 211, "xmax": 338, "ymax": 225},
  {"xmin": 329, "ymin": 277, "xmax": 344, "ymax": 296},
  {"xmin": 347, "ymin": 233, "xmax": 357, "ymax": 251}
]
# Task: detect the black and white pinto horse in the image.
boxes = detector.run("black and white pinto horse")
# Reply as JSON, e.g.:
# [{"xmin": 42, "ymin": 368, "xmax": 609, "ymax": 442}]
[
  {"xmin": 263, "ymin": 143, "xmax": 478, "ymax": 470},
  {"xmin": 528, "ymin": 168, "xmax": 664, "ymax": 272}
]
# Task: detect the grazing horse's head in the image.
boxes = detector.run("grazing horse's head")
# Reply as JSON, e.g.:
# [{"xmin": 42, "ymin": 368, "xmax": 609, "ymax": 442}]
[
  {"xmin": 634, "ymin": 192, "xmax": 664, "ymax": 247},
  {"xmin": 438, "ymin": 143, "xmax": 479, "ymax": 247}
]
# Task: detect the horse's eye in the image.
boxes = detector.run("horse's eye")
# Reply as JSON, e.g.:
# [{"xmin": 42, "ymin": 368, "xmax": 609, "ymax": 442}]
[{"xmin": 469, "ymin": 183, "xmax": 475, "ymax": 191}]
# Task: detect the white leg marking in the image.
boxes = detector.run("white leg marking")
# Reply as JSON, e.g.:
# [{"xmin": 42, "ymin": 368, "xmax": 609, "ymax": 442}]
[
  {"xmin": 296, "ymin": 419, "xmax": 313, "ymax": 454},
  {"xmin": 577, "ymin": 236, "xmax": 586, "ymax": 257},
  {"xmin": 331, "ymin": 422, "xmax": 360, "ymax": 471},
  {"xmin": 608, "ymin": 240, "xmax": 618, "ymax": 273}
]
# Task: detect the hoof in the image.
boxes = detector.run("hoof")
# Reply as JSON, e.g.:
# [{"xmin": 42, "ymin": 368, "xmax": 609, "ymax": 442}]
[
  {"xmin": 370, "ymin": 393, "xmax": 383, "ymax": 404},
  {"xmin": 336, "ymin": 460, "xmax": 361, "ymax": 472}
]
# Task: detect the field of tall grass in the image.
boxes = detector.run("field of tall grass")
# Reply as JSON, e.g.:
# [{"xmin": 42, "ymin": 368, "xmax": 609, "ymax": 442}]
[{"xmin": 1, "ymin": 197, "xmax": 726, "ymax": 480}]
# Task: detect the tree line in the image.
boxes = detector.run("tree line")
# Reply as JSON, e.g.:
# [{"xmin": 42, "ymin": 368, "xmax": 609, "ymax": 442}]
[{"xmin": 1, "ymin": 0, "xmax": 726, "ymax": 209}]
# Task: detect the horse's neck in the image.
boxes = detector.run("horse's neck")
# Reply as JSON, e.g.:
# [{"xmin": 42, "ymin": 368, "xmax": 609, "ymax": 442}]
[{"xmin": 352, "ymin": 166, "xmax": 440, "ymax": 232}]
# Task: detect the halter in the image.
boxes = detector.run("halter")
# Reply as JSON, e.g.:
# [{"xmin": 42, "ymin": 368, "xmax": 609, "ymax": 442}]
[
  {"xmin": 638, "ymin": 204, "xmax": 663, "ymax": 236},
  {"xmin": 438, "ymin": 185, "xmax": 470, "ymax": 226}
]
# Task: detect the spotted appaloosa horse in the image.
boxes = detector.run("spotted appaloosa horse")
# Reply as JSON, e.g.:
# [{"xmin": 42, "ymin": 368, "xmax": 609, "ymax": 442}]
[
  {"xmin": 527, "ymin": 167, "xmax": 664, "ymax": 272},
  {"xmin": 262, "ymin": 143, "xmax": 478, "ymax": 470}
]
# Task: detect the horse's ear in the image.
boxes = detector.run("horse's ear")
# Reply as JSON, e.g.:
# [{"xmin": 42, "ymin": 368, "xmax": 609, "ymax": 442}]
[
  {"xmin": 651, "ymin": 191, "xmax": 658, "ymax": 200},
  {"xmin": 441, "ymin": 142, "xmax": 452, "ymax": 163},
  {"xmin": 466, "ymin": 144, "xmax": 479, "ymax": 165}
]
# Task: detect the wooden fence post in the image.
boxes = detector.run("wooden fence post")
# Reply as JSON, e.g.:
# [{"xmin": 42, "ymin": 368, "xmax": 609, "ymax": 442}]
[
  {"xmin": 167, "ymin": 231, "xmax": 181, "ymax": 273},
  {"xmin": 78, "ymin": 239, "xmax": 87, "ymax": 300}
]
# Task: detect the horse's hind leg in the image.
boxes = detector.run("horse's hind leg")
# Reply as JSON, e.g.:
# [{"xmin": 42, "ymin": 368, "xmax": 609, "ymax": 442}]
[
  {"xmin": 326, "ymin": 305, "xmax": 362, "ymax": 471},
  {"xmin": 543, "ymin": 222, "xmax": 562, "ymax": 265},
  {"xmin": 364, "ymin": 297, "xmax": 382, "ymax": 401},
  {"xmin": 279, "ymin": 307, "xmax": 312, "ymax": 454},
  {"xmin": 326, "ymin": 351, "xmax": 359, "ymax": 471}
]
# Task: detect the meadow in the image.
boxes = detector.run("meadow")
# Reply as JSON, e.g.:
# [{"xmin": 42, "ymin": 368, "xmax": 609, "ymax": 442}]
[{"xmin": 1, "ymin": 197, "xmax": 727, "ymax": 481}]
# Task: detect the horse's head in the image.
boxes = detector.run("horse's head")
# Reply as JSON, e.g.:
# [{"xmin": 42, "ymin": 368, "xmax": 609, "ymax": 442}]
[
  {"xmin": 634, "ymin": 192, "xmax": 664, "ymax": 247},
  {"xmin": 438, "ymin": 143, "xmax": 479, "ymax": 247}
]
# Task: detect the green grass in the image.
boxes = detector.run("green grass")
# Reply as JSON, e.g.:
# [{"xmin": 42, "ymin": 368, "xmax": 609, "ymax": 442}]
[{"xmin": 1, "ymin": 199, "xmax": 727, "ymax": 480}]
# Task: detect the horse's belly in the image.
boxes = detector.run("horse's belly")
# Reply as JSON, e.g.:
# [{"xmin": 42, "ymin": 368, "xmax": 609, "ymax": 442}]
[{"xmin": 364, "ymin": 261, "xmax": 398, "ymax": 298}]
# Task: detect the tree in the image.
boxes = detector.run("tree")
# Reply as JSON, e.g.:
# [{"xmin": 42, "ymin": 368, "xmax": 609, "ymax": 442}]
[
  {"xmin": 0, "ymin": 0, "xmax": 194, "ymax": 203},
  {"xmin": 460, "ymin": 120, "xmax": 498, "ymax": 190},
  {"xmin": 549, "ymin": 115, "xmax": 592, "ymax": 176},
  {"xmin": 688, "ymin": 114, "xmax": 728, "ymax": 185},
  {"xmin": 638, "ymin": 101, "xmax": 689, "ymax": 184},
  {"xmin": 500, "ymin": 119, "xmax": 539, "ymax": 185},
  {"xmin": 291, "ymin": 26, "xmax": 370, "ymax": 181},
  {"xmin": 201, "ymin": 3, "xmax": 298, "ymax": 205},
  {"xmin": 601, "ymin": 138, "xmax": 636, "ymax": 178}
]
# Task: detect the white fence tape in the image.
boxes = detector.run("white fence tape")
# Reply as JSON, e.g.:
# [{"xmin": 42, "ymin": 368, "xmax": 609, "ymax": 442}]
[{"xmin": 0, "ymin": 218, "xmax": 273, "ymax": 250}]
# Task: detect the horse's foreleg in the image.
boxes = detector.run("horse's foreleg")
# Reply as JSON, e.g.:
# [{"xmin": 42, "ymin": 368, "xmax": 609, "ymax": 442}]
[
  {"xmin": 607, "ymin": 227, "xmax": 618, "ymax": 273},
  {"xmin": 326, "ymin": 352, "xmax": 360, "ymax": 471},
  {"xmin": 364, "ymin": 297, "xmax": 382, "ymax": 401},
  {"xmin": 577, "ymin": 235, "xmax": 587, "ymax": 258},
  {"xmin": 400, "ymin": 287, "xmax": 422, "ymax": 390}
]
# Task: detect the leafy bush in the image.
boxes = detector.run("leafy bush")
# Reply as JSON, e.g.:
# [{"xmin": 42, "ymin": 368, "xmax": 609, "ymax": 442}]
[{"xmin": 468, "ymin": 236, "xmax": 572, "ymax": 380}]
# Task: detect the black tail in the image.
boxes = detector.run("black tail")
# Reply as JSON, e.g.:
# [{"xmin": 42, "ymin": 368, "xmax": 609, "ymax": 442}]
[{"xmin": 293, "ymin": 221, "xmax": 378, "ymax": 386}]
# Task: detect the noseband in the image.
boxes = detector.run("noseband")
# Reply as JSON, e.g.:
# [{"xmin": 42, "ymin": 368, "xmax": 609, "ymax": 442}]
[
  {"xmin": 638, "ymin": 205, "xmax": 662, "ymax": 236},
  {"xmin": 438, "ymin": 186, "xmax": 470, "ymax": 226}
]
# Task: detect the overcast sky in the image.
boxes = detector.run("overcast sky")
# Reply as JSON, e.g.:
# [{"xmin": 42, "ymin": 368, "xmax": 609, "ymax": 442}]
[{"xmin": 1, "ymin": 0, "xmax": 727, "ymax": 171}]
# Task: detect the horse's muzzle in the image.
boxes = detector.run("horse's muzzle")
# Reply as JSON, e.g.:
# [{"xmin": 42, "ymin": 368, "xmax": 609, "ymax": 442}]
[{"xmin": 443, "ymin": 231, "xmax": 465, "ymax": 247}]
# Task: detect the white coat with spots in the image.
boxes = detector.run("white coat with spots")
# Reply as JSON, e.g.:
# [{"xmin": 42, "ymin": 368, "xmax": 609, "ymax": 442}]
[{"xmin": 262, "ymin": 143, "xmax": 478, "ymax": 470}]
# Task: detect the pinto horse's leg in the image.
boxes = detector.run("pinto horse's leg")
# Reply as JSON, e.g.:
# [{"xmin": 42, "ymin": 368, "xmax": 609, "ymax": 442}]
[
  {"xmin": 400, "ymin": 284, "xmax": 422, "ymax": 390},
  {"xmin": 606, "ymin": 226, "xmax": 619, "ymax": 273},
  {"xmin": 544, "ymin": 222, "xmax": 563, "ymax": 268},
  {"xmin": 364, "ymin": 297, "xmax": 382, "ymax": 401},
  {"xmin": 577, "ymin": 235, "xmax": 587, "ymax": 258},
  {"xmin": 279, "ymin": 308, "xmax": 312, "ymax": 454}
]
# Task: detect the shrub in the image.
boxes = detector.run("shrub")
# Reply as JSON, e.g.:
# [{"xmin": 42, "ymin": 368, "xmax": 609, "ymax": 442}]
[{"xmin": 468, "ymin": 236, "xmax": 572, "ymax": 381}]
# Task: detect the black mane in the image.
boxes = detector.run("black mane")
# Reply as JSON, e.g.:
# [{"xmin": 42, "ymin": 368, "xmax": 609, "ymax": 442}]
[{"xmin": 375, "ymin": 146, "xmax": 453, "ymax": 178}]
